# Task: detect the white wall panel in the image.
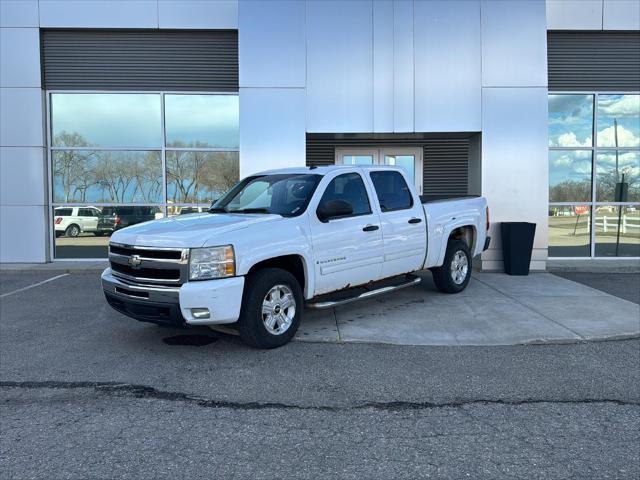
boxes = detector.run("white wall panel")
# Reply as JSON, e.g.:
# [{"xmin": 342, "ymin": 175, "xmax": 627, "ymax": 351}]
[
  {"xmin": 414, "ymin": 0, "xmax": 481, "ymax": 132},
  {"xmin": 0, "ymin": 88, "xmax": 43, "ymax": 146},
  {"xmin": 481, "ymin": 0, "xmax": 547, "ymax": 87},
  {"xmin": 393, "ymin": 0, "xmax": 413, "ymax": 132},
  {"xmin": 39, "ymin": 0, "xmax": 158, "ymax": 28},
  {"xmin": 0, "ymin": 205, "xmax": 47, "ymax": 262},
  {"xmin": 373, "ymin": 0, "xmax": 393, "ymax": 132},
  {"xmin": 306, "ymin": 0, "xmax": 373, "ymax": 132},
  {"xmin": 603, "ymin": 0, "xmax": 640, "ymax": 30},
  {"xmin": 239, "ymin": 0, "xmax": 305, "ymax": 88},
  {"xmin": 0, "ymin": 147, "xmax": 45, "ymax": 206},
  {"xmin": 481, "ymin": 87, "xmax": 548, "ymax": 268},
  {"xmin": 239, "ymin": 88, "xmax": 305, "ymax": 177},
  {"xmin": 546, "ymin": 0, "xmax": 603, "ymax": 30},
  {"xmin": 0, "ymin": 28, "xmax": 40, "ymax": 88},
  {"xmin": 159, "ymin": 0, "xmax": 238, "ymax": 29},
  {"xmin": 0, "ymin": 0, "xmax": 38, "ymax": 27}
]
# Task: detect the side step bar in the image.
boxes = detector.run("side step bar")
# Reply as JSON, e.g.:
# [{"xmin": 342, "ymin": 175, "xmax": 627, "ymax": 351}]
[{"xmin": 306, "ymin": 275, "xmax": 422, "ymax": 310}]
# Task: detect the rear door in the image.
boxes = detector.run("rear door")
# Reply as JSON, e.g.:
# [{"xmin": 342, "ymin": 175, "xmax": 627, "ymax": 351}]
[
  {"xmin": 309, "ymin": 171, "xmax": 384, "ymax": 295},
  {"xmin": 368, "ymin": 170, "xmax": 427, "ymax": 278},
  {"xmin": 78, "ymin": 208, "xmax": 99, "ymax": 232}
]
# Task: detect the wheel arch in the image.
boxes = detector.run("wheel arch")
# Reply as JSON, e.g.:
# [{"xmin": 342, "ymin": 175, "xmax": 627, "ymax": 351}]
[
  {"xmin": 436, "ymin": 223, "xmax": 476, "ymax": 266},
  {"xmin": 246, "ymin": 254, "xmax": 311, "ymax": 299}
]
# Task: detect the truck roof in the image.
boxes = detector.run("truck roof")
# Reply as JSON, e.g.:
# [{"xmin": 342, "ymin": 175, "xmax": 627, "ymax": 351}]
[{"xmin": 254, "ymin": 164, "xmax": 406, "ymax": 176}]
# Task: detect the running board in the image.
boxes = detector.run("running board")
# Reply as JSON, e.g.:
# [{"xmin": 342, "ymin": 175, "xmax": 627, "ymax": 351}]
[{"xmin": 306, "ymin": 275, "xmax": 422, "ymax": 310}]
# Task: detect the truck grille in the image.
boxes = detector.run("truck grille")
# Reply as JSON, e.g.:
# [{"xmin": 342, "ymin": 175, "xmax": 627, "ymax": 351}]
[{"xmin": 109, "ymin": 243, "xmax": 189, "ymax": 286}]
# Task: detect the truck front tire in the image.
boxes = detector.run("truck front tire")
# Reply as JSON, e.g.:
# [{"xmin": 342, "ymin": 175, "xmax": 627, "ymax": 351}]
[
  {"xmin": 238, "ymin": 268, "xmax": 303, "ymax": 349},
  {"xmin": 431, "ymin": 239, "xmax": 472, "ymax": 294}
]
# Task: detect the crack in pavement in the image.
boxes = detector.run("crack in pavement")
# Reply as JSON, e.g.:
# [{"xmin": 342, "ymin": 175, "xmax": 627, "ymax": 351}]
[{"xmin": 2, "ymin": 380, "xmax": 639, "ymax": 411}]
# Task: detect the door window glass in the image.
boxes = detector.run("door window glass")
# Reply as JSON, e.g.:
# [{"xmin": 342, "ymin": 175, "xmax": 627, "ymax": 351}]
[
  {"xmin": 319, "ymin": 173, "xmax": 371, "ymax": 217},
  {"xmin": 370, "ymin": 171, "xmax": 413, "ymax": 211}
]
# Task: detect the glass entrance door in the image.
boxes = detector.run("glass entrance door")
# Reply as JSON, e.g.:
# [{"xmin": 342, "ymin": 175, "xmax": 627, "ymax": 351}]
[{"xmin": 336, "ymin": 147, "xmax": 423, "ymax": 194}]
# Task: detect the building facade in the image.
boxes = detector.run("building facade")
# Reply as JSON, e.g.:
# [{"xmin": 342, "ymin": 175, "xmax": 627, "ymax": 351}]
[{"xmin": 0, "ymin": 0, "xmax": 638, "ymax": 267}]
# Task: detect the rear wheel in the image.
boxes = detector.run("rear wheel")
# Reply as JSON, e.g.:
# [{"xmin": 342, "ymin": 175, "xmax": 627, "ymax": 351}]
[
  {"xmin": 65, "ymin": 224, "xmax": 80, "ymax": 237},
  {"xmin": 431, "ymin": 239, "xmax": 472, "ymax": 294},
  {"xmin": 238, "ymin": 268, "xmax": 303, "ymax": 349}
]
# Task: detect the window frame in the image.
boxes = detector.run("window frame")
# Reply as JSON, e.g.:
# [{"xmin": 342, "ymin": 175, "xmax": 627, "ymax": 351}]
[
  {"xmin": 316, "ymin": 172, "xmax": 373, "ymax": 222},
  {"xmin": 46, "ymin": 90, "xmax": 240, "ymax": 260},
  {"xmin": 548, "ymin": 90, "xmax": 640, "ymax": 259}
]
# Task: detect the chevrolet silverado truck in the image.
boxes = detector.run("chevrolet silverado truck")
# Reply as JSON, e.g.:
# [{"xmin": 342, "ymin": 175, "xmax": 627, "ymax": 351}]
[{"xmin": 102, "ymin": 165, "xmax": 490, "ymax": 348}]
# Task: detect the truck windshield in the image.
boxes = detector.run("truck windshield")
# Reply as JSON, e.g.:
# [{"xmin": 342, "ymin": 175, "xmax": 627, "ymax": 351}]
[{"xmin": 210, "ymin": 174, "xmax": 322, "ymax": 217}]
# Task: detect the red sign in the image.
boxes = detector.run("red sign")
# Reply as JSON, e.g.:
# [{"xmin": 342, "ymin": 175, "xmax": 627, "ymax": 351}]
[{"xmin": 574, "ymin": 206, "xmax": 589, "ymax": 215}]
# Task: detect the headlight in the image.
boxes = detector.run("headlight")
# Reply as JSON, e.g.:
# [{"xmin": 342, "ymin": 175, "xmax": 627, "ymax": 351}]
[{"xmin": 189, "ymin": 245, "xmax": 235, "ymax": 280}]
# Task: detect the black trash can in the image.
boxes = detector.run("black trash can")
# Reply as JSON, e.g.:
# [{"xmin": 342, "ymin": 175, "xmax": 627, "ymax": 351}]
[{"xmin": 501, "ymin": 222, "xmax": 536, "ymax": 276}]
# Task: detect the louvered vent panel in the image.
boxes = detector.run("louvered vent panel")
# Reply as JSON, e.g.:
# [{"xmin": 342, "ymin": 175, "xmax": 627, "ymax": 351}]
[
  {"xmin": 42, "ymin": 30, "xmax": 238, "ymax": 91},
  {"xmin": 548, "ymin": 31, "xmax": 640, "ymax": 91},
  {"xmin": 423, "ymin": 140, "xmax": 469, "ymax": 196}
]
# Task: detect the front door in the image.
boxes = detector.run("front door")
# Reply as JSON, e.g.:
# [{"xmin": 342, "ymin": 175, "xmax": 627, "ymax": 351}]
[
  {"xmin": 336, "ymin": 147, "xmax": 423, "ymax": 195},
  {"xmin": 309, "ymin": 171, "xmax": 384, "ymax": 295}
]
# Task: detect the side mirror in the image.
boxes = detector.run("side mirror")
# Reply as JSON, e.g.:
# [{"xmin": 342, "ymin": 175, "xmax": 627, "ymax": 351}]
[{"xmin": 317, "ymin": 199, "xmax": 353, "ymax": 223}]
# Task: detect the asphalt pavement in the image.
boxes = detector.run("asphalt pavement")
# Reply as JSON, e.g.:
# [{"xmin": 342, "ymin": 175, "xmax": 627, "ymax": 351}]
[{"xmin": 1, "ymin": 271, "xmax": 639, "ymax": 479}]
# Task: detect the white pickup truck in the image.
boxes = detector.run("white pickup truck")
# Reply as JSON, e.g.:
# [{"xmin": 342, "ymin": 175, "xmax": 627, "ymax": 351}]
[{"xmin": 102, "ymin": 165, "xmax": 490, "ymax": 348}]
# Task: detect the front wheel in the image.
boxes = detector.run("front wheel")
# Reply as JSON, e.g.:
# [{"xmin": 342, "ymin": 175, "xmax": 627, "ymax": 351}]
[
  {"xmin": 238, "ymin": 268, "xmax": 303, "ymax": 349},
  {"xmin": 431, "ymin": 239, "xmax": 472, "ymax": 294}
]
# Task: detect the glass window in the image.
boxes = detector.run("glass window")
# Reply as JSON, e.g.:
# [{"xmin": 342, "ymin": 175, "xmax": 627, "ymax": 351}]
[
  {"xmin": 166, "ymin": 151, "xmax": 239, "ymax": 204},
  {"xmin": 594, "ymin": 205, "xmax": 640, "ymax": 257},
  {"xmin": 342, "ymin": 155, "xmax": 374, "ymax": 165},
  {"xmin": 52, "ymin": 150, "xmax": 162, "ymax": 204},
  {"xmin": 164, "ymin": 95, "xmax": 239, "ymax": 148},
  {"xmin": 319, "ymin": 173, "xmax": 371, "ymax": 217},
  {"xmin": 549, "ymin": 150, "xmax": 592, "ymax": 202},
  {"xmin": 597, "ymin": 95, "xmax": 640, "ymax": 148},
  {"xmin": 548, "ymin": 94, "xmax": 593, "ymax": 147},
  {"xmin": 53, "ymin": 205, "xmax": 163, "ymax": 259},
  {"xmin": 384, "ymin": 155, "xmax": 415, "ymax": 181},
  {"xmin": 51, "ymin": 93, "xmax": 162, "ymax": 148},
  {"xmin": 596, "ymin": 151, "xmax": 640, "ymax": 203},
  {"xmin": 370, "ymin": 170, "xmax": 413, "ymax": 211},
  {"xmin": 548, "ymin": 206, "xmax": 591, "ymax": 257}
]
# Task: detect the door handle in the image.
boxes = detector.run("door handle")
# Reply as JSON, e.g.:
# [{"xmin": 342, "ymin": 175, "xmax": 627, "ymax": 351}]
[
  {"xmin": 362, "ymin": 224, "xmax": 379, "ymax": 232},
  {"xmin": 408, "ymin": 218, "xmax": 422, "ymax": 224}
]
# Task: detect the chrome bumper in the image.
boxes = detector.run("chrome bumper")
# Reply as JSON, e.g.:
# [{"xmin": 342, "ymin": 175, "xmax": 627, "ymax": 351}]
[{"xmin": 101, "ymin": 268, "xmax": 184, "ymax": 326}]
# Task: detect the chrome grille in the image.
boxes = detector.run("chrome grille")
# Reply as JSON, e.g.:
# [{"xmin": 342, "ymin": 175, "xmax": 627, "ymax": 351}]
[{"xmin": 109, "ymin": 243, "xmax": 189, "ymax": 286}]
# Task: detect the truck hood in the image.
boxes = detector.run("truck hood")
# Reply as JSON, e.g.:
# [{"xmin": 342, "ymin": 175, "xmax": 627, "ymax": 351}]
[{"xmin": 110, "ymin": 213, "xmax": 283, "ymax": 248}]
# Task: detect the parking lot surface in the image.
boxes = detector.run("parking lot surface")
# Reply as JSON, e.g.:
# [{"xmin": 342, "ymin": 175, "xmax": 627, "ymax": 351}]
[{"xmin": 1, "ymin": 271, "xmax": 639, "ymax": 479}]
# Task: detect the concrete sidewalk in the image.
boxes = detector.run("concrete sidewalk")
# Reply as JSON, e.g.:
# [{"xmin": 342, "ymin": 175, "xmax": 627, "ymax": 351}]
[{"xmin": 295, "ymin": 272, "xmax": 640, "ymax": 346}]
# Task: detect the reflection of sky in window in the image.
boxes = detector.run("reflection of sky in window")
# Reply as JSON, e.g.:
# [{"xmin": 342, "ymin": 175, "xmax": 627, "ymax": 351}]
[
  {"xmin": 51, "ymin": 94, "xmax": 162, "ymax": 147},
  {"xmin": 548, "ymin": 95, "xmax": 593, "ymax": 147},
  {"xmin": 549, "ymin": 150, "xmax": 592, "ymax": 187},
  {"xmin": 597, "ymin": 95, "xmax": 640, "ymax": 147},
  {"xmin": 164, "ymin": 95, "xmax": 239, "ymax": 148}
]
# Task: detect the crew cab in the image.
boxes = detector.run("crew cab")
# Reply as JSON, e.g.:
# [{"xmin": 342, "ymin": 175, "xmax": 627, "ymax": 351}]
[{"xmin": 102, "ymin": 165, "xmax": 490, "ymax": 348}]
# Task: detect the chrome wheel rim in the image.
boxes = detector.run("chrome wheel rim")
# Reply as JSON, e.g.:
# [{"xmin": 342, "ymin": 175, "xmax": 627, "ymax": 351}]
[
  {"xmin": 450, "ymin": 251, "xmax": 468, "ymax": 285},
  {"xmin": 261, "ymin": 284, "xmax": 296, "ymax": 335}
]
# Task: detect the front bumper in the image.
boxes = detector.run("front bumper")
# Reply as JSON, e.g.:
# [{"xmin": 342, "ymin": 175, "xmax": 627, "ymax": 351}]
[{"xmin": 101, "ymin": 268, "xmax": 244, "ymax": 326}]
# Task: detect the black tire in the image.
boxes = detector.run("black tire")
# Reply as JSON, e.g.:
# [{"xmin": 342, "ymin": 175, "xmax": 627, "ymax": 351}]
[
  {"xmin": 238, "ymin": 268, "xmax": 303, "ymax": 349},
  {"xmin": 431, "ymin": 239, "xmax": 472, "ymax": 294},
  {"xmin": 65, "ymin": 224, "xmax": 80, "ymax": 238}
]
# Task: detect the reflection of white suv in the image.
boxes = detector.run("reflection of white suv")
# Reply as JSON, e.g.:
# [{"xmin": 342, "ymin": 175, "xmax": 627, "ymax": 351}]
[{"xmin": 54, "ymin": 206, "xmax": 101, "ymax": 238}]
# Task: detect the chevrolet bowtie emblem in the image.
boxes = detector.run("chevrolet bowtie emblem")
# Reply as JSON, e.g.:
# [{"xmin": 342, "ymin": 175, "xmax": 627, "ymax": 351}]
[{"xmin": 128, "ymin": 255, "xmax": 142, "ymax": 268}]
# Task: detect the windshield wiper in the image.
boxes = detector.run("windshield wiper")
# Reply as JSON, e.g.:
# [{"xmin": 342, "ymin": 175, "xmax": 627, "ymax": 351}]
[
  {"xmin": 208, "ymin": 207, "xmax": 228, "ymax": 213},
  {"xmin": 229, "ymin": 208, "xmax": 271, "ymax": 214}
]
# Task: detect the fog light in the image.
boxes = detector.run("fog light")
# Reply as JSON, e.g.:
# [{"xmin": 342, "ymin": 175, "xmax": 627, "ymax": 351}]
[{"xmin": 191, "ymin": 308, "xmax": 210, "ymax": 319}]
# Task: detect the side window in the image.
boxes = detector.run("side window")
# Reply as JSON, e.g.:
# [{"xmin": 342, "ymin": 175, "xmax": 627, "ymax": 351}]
[
  {"xmin": 78, "ymin": 208, "xmax": 94, "ymax": 217},
  {"xmin": 370, "ymin": 171, "xmax": 413, "ymax": 212},
  {"xmin": 55, "ymin": 208, "xmax": 72, "ymax": 217},
  {"xmin": 319, "ymin": 173, "xmax": 371, "ymax": 217}
]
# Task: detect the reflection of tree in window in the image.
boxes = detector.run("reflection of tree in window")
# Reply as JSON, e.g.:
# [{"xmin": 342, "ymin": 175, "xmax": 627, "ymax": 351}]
[
  {"xmin": 52, "ymin": 131, "xmax": 162, "ymax": 203},
  {"xmin": 166, "ymin": 145, "xmax": 238, "ymax": 204}
]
